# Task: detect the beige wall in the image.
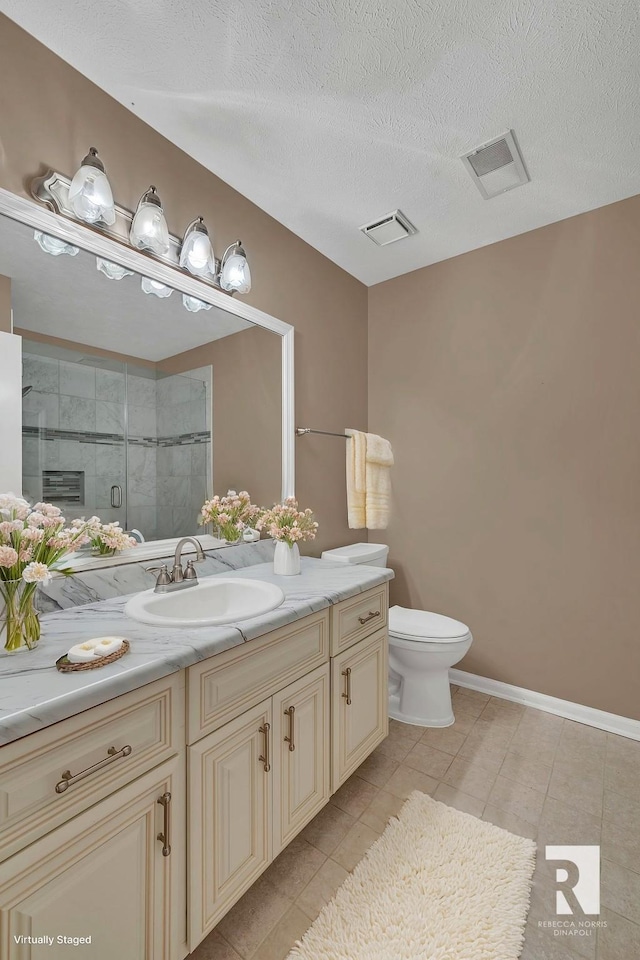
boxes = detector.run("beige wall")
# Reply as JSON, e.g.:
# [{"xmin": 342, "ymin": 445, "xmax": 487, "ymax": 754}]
[
  {"xmin": 369, "ymin": 195, "xmax": 640, "ymax": 720},
  {"xmin": 0, "ymin": 274, "xmax": 10, "ymax": 332},
  {"xmin": 160, "ymin": 328, "xmax": 282, "ymax": 508},
  {"xmin": 0, "ymin": 14, "xmax": 368, "ymax": 555}
]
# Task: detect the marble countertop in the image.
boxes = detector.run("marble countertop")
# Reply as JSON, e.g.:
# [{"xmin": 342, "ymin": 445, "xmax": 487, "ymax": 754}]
[{"xmin": 0, "ymin": 559, "xmax": 393, "ymax": 746}]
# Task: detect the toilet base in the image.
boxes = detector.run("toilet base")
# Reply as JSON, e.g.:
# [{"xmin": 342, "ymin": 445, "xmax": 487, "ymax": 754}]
[{"xmin": 388, "ymin": 691, "xmax": 455, "ymax": 727}]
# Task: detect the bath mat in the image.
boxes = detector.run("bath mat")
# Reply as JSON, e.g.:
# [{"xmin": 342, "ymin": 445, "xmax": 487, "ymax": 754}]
[{"xmin": 288, "ymin": 791, "xmax": 536, "ymax": 960}]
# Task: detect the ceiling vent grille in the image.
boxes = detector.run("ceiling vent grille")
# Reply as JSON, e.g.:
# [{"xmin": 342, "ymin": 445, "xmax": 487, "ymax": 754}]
[
  {"xmin": 461, "ymin": 130, "xmax": 529, "ymax": 199},
  {"xmin": 360, "ymin": 209, "xmax": 417, "ymax": 246}
]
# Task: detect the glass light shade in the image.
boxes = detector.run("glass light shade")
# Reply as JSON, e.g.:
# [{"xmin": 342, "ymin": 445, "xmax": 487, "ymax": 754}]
[
  {"xmin": 220, "ymin": 247, "xmax": 251, "ymax": 294},
  {"xmin": 141, "ymin": 276, "xmax": 173, "ymax": 298},
  {"xmin": 180, "ymin": 218, "xmax": 214, "ymax": 277},
  {"xmin": 96, "ymin": 258, "xmax": 133, "ymax": 281},
  {"xmin": 130, "ymin": 187, "xmax": 170, "ymax": 256},
  {"xmin": 34, "ymin": 231, "xmax": 79, "ymax": 257},
  {"xmin": 183, "ymin": 294, "xmax": 212, "ymax": 313},
  {"xmin": 68, "ymin": 149, "xmax": 116, "ymax": 225}
]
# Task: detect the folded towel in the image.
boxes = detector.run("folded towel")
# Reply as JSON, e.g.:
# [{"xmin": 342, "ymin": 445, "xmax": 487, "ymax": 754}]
[
  {"xmin": 345, "ymin": 429, "xmax": 366, "ymax": 529},
  {"xmin": 365, "ymin": 433, "xmax": 393, "ymax": 529},
  {"xmin": 346, "ymin": 429, "xmax": 393, "ymax": 530}
]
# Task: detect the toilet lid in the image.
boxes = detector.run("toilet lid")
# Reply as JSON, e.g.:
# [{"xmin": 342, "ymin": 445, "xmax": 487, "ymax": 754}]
[{"xmin": 389, "ymin": 606, "xmax": 470, "ymax": 642}]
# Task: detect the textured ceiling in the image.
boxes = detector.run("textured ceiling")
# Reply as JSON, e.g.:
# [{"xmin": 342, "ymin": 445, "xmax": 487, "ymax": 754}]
[{"xmin": 2, "ymin": 0, "xmax": 640, "ymax": 285}]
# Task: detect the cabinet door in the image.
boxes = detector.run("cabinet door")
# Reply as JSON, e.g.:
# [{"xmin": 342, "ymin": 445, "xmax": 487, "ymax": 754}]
[
  {"xmin": 0, "ymin": 757, "xmax": 185, "ymax": 960},
  {"xmin": 188, "ymin": 699, "xmax": 271, "ymax": 948},
  {"xmin": 331, "ymin": 628, "xmax": 388, "ymax": 792},
  {"xmin": 272, "ymin": 664, "xmax": 330, "ymax": 856}
]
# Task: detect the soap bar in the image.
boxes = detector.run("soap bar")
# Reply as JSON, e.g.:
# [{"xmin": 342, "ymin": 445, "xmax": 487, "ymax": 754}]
[
  {"xmin": 67, "ymin": 640, "xmax": 101, "ymax": 663},
  {"xmin": 92, "ymin": 636, "xmax": 125, "ymax": 657}
]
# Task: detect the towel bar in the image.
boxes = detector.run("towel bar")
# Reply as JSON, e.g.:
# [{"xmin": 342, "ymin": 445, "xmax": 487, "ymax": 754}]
[{"xmin": 296, "ymin": 427, "xmax": 350, "ymax": 438}]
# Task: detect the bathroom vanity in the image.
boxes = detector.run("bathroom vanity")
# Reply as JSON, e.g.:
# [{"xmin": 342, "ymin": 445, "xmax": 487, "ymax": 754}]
[{"xmin": 0, "ymin": 559, "xmax": 392, "ymax": 959}]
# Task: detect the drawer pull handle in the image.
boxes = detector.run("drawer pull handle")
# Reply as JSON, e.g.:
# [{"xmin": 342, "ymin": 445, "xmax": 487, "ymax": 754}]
[
  {"xmin": 259, "ymin": 722, "xmax": 271, "ymax": 772},
  {"xmin": 157, "ymin": 791, "xmax": 172, "ymax": 857},
  {"xmin": 284, "ymin": 706, "xmax": 296, "ymax": 752},
  {"xmin": 358, "ymin": 610, "xmax": 381, "ymax": 625},
  {"xmin": 342, "ymin": 667, "xmax": 352, "ymax": 705},
  {"xmin": 55, "ymin": 744, "xmax": 132, "ymax": 794}
]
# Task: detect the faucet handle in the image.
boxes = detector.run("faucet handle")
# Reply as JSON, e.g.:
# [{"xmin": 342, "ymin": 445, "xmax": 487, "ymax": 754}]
[
  {"xmin": 184, "ymin": 559, "xmax": 199, "ymax": 581},
  {"xmin": 146, "ymin": 563, "xmax": 172, "ymax": 586}
]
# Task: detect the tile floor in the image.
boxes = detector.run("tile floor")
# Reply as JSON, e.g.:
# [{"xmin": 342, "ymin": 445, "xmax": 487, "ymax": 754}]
[{"xmin": 189, "ymin": 686, "xmax": 640, "ymax": 960}]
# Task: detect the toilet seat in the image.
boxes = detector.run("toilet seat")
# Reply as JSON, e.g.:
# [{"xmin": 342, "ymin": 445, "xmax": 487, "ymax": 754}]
[{"xmin": 389, "ymin": 606, "xmax": 470, "ymax": 643}]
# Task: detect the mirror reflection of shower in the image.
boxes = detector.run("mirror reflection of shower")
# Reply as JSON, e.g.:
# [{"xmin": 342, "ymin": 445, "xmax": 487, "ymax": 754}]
[{"xmin": 21, "ymin": 339, "xmax": 212, "ymax": 543}]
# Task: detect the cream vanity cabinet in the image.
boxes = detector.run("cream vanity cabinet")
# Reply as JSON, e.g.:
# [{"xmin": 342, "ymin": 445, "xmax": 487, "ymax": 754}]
[{"xmin": 0, "ymin": 674, "xmax": 187, "ymax": 960}]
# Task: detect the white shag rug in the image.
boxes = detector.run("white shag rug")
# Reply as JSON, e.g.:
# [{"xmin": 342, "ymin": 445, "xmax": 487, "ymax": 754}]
[{"xmin": 288, "ymin": 791, "xmax": 536, "ymax": 960}]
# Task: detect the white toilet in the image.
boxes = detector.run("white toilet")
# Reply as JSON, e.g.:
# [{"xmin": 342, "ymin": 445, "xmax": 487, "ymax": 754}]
[{"xmin": 321, "ymin": 543, "xmax": 473, "ymax": 728}]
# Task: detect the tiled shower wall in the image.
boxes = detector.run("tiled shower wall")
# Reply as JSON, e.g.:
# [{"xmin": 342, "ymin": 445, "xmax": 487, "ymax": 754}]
[{"xmin": 22, "ymin": 348, "xmax": 211, "ymax": 542}]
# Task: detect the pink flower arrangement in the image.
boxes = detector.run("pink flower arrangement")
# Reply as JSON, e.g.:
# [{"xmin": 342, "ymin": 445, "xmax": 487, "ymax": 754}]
[
  {"xmin": 198, "ymin": 490, "xmax": 262, "ymax": 542},
  {"xmin": 257, "ymin": 497, "xmax": 318, "ymax": 547},
  {"xmin": 0, "ymin": 494, "xmax": 96, "ymax": 651},
  {"xmin": 87, "ymin": 518, "xmax": 137, "ymax": 556}
]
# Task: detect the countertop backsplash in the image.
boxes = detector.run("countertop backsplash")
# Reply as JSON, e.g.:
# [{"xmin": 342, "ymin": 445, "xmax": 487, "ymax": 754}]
[{"xmin": 36, "ymin": 539, "xmax": 277, "ymax": 612}]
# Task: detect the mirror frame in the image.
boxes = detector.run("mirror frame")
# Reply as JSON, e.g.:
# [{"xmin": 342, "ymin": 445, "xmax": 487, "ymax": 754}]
[{"xmin": 0, "ymin": 186, "xmax": 295, "ymax": 501}]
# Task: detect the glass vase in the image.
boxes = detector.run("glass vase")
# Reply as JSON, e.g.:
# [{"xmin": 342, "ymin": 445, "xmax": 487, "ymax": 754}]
[{"xmin": 1, "ymin": 578, "xmax": 41, "ymax": 654}]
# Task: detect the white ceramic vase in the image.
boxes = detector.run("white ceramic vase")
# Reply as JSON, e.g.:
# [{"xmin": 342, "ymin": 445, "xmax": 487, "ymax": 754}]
[{"xmin": 273, "ymin": 541, "xmax": 301, "ymax": 576}]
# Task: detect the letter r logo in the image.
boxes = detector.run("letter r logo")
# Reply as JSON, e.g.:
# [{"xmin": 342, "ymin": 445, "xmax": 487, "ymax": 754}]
[{"xmin": 545, "ymin": 845, "xmax": 600, "ymax": 915}]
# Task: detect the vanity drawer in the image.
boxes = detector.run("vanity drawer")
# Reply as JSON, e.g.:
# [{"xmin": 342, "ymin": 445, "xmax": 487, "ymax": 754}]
[
  {"xmin": 0, "ymin": 672, "xmax": 184, "ymax": 862},
  {"xmin": 330, "ymin": 582, "xmax": 389, "ymax": 656},
  {"xmin": 187, "ymin": 609, "xmax": 329, "ymax": 743}
]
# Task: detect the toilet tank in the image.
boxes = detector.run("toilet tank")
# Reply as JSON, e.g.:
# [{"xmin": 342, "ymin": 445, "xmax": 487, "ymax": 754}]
[{"xmin": 321, "ymin": 543, "xmax": 390, "ymax": 567}]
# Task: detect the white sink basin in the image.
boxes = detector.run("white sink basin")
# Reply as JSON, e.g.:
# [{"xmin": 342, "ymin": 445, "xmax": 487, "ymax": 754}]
[{"xmin": 125, "ymin": 577, "xmax": 285, "ymax": 628}]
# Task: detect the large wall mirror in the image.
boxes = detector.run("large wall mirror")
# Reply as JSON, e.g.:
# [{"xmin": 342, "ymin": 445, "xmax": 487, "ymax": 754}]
[{"xmin": 0, "ymin": 189, "xmax": 294, "ymax": 556}]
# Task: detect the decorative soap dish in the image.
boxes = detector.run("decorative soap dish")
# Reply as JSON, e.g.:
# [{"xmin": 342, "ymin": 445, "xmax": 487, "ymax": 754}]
[{"xmin": 56, "ymin": 639, "xmax": 130, "ymax": 673}]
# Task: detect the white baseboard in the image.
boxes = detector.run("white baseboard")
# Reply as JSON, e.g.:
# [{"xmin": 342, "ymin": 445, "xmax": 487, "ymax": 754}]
[{"xmin": 449, "ymin": 669, "xmax": 640, "ymax": 742}]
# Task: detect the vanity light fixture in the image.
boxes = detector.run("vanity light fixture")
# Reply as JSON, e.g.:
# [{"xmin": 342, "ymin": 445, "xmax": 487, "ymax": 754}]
[
  {"xmin": 67, "ymin": 148, "xmax": 116, "ymax": 226},
  {"xmin": 182, "ymin": 294, "xmax": 213, "ymax": 313},
  {"xmin": 96, "ymin": 257, "xmax": 134, "ymax": 281},
  {"xmin": 34, "ymin": 230, "xmax": 79, "ymax": 257},
  {"xmin": 180, "ymin": 217, "xmax": 215, "ymax": 278},
  {"xmin": 220, "ymin": 240, "xmax": 251, "ymax": 294},
  {"xmin": 141, "ymin": 276, "xmax": 173, "ymax": 298},
  {"xmin": 130, "ymin": 186, "xmax": 170, "ymax": 257}
]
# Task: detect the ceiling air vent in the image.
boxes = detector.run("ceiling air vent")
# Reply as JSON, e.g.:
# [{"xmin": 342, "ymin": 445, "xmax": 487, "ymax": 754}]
[
  {"xmin": 461, "ymin": 130, "xmax": 529, "ymax": 199},
  {"xmin": 360, "ymin": 209, "xmax": 417, "ymax": 246}
]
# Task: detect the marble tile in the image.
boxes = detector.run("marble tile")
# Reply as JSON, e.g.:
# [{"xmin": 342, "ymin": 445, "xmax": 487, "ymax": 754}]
[
  {"xmin": 59, "ymin": 360, "xmax": 96, "ymax": 399},
  {"xmin": 354, "ymin": 749, "xmax": 399, "ymax": 787},
  {"xmin": 500, "ymin": 750, "xmax": 553, "ymax": 792},
  {"xmin": 192, "ymin": 442, "xmax": 209, "ymax": 476},
  {"xmin": 388, "ymin": 718, "xmax": 424, "ymax": 742},
  {"xmin": 95, "ymin": 369, "xmax": 125, "ymax": 403},
  {"xmin": 95, "ymin": 400, "xmax": 123, "ymax": 434},
  {"xmin": 22, "ymin": 437, "xmax": 41, "ymax": 476},
  {"xmin": 23, "ymin": 354, "xmax": 59, "ymax": 394},
  {"xmin": 547, "ymin": 763, "xmax": 603, "ymax": 818},
  {"xmin": 359, "ymin": 789, "xmax": 404, "ymax": 833},
  {"xmin": 158, "ymin": 475, "xmax": 190, "ymax": 509},
  {"xmin": 601, "ymin": 859, "xmax": 640, "ymax": 925},
  {"xmin": 481, "ymin": 804, "xmax": 538, "ymax": 840},
  {"xmin": 403, "ymin": 741, "xmax": 454, "ymax": 779},
  {"xmin": 22, "ymin": 474, "xmax": 42, "ymax": 502},
  {"xmin": 95, "ymin": 477, "xmax": 124, "ymax": 509},
  {"xmin": 374, "ymin": 727, "xmax": 416, "ymax": 761},
  {"xmin": 537, "ymin": 796, "xmax": 602, "ymax": 846},
  {"xmin": 295, "ymin": 859, "xmax": 349, "ymax": 922},
  {"xmin": 189, "ymin": 929, "xmax": 242, "ymax": 959},
  {"xmin": 127, "ymin": 374, "xmax": 156, "ymax": 408},
  {"xmin": 96, "ymin": 442, "xmax": 125, "ymax": 479},
  {"xmin": 418, "ymin": 725, "xmax": 467, "ymax": 755},
  {"xmin": 128, "ymin": 404, "xmax": 157, "ymax": 438},
  {"xmin": 59, "ymin": 395, "xmax": 95, "ymax": 431},
  {"xmin": 59, "ymin": 440, "xmax": 96, "ymax": 475},
  {"xmin": 157, "ymin": 374, "xmax": 191, "ymax": 406},
  {"xmin": 22, "ymin": 390, "xmax": 59, "ymax": 428},
  {"xmin": 127, "ymin": 506, "xmax": 157, "ymax": 542},
  {"xmin": 602, "ymin": 791, "xmax": 640, "ymax": 870}
]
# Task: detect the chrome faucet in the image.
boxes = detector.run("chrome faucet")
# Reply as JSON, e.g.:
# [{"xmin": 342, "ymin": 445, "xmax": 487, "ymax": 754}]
[{"xmin": 147, "ymin": 537, "xmax": 205, "ymax": 593}]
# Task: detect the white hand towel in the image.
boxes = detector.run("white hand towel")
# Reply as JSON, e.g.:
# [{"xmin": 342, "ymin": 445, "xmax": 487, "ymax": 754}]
[
  {"xmin": 365, "ymin": 433, "xmax": 394, "ymax": 530},
  {"xmin": 345, "ymin": 428, "xmax": 366, "ymax": 529}
]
